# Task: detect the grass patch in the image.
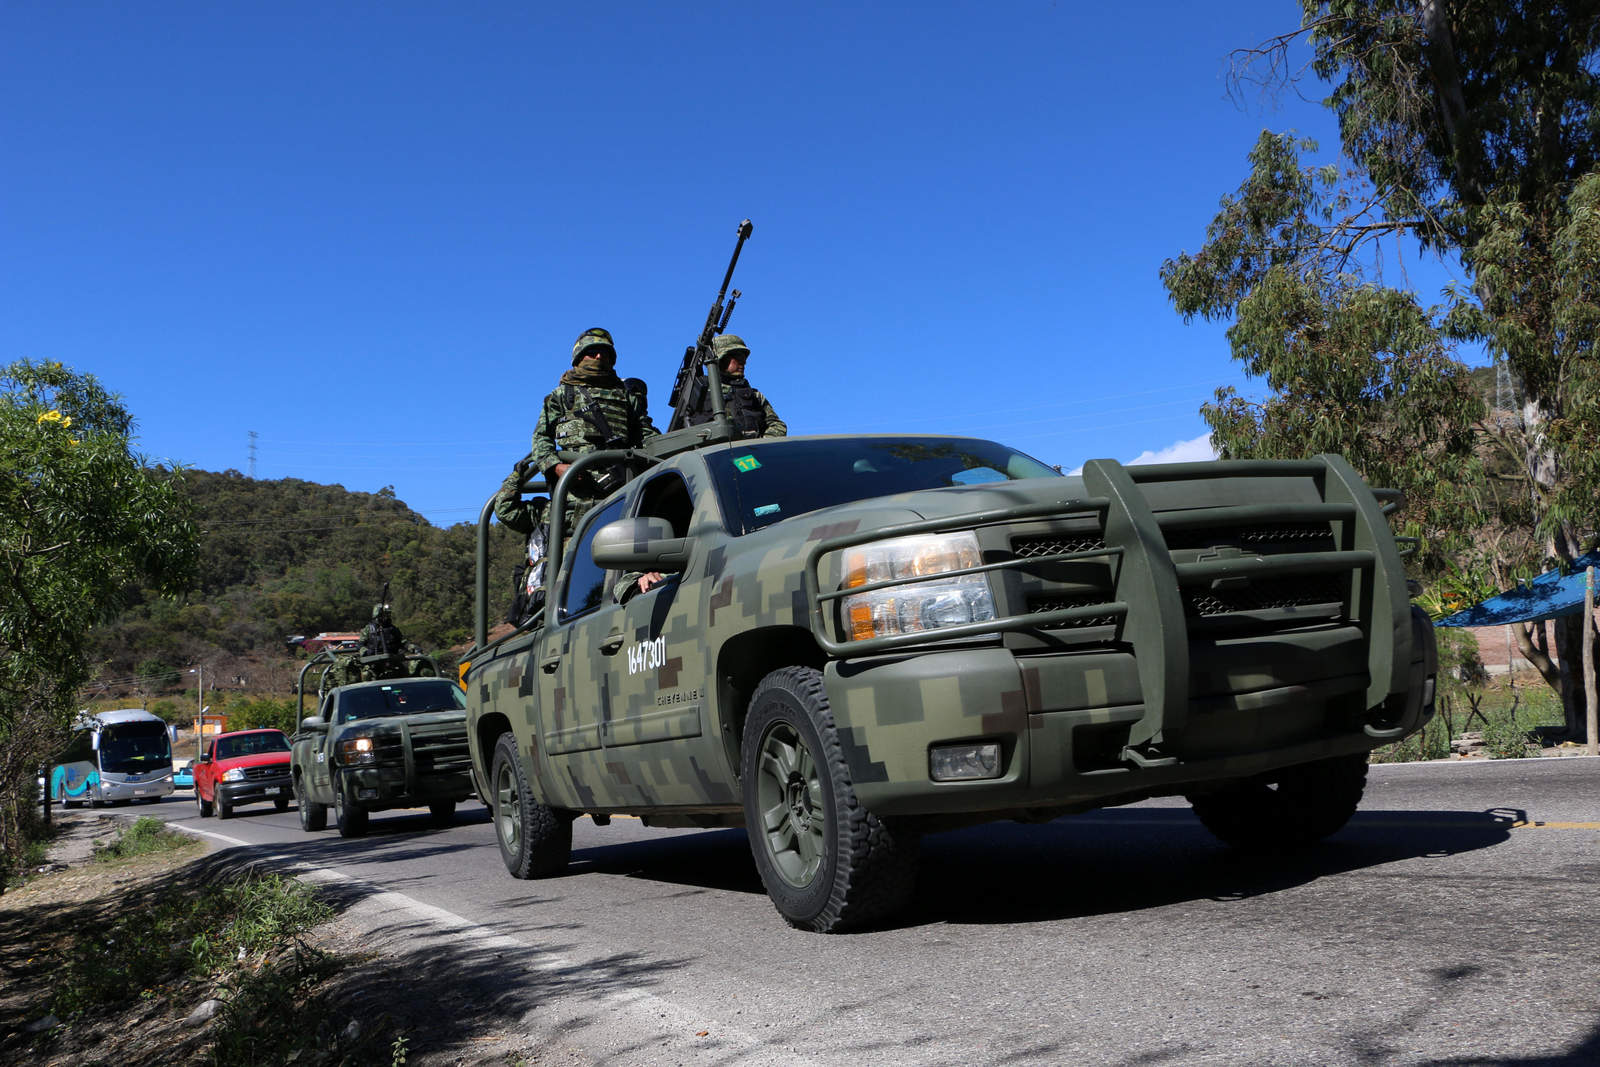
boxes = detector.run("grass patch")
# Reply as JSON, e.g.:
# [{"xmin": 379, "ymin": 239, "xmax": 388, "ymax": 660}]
[
  {"xmin": 51, "ymin": 871, "xmax": 331, "ymax": 1021},
  {"xmin": 1371, "ymin": 675, "xmax": 1567, "ymax": 763},
  {"xmin": 89, "ymin": 816, "xmax": 196, "ymax": 863}
]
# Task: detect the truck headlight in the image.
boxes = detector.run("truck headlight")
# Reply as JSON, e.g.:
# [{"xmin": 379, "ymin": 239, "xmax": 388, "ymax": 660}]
[
  {"xmin": 222, "ymin": 768, "xmax": 246, "ymax": 782},
  {"xmin": 339, "ymin": 736, "xmax": 376, "ymax": 765},
  {"xmin": 841, "ymin": 531, "xmax": 994, "ymax": 641}
]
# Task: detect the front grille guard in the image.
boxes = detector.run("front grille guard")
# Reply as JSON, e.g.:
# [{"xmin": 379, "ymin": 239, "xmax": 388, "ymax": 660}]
[{"xmin": 804, "ymin": 455, "xmax": 1413, "ymax": 761}]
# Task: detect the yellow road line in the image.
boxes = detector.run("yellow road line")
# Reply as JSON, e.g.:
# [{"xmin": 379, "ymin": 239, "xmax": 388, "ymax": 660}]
[{"xmin": 1511, "ymin": 820, "xmax": 1600, "ymax": 830}]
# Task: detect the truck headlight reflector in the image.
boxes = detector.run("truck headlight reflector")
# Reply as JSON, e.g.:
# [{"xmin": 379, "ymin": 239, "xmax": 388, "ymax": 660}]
[
  {"xmin": 841, "ymin": 532, "xmax": 992, "ymax": 641},
  {"xmin": 222, "ymin": 768, "xmax": 246, "ymax": 782},
  {"xmin": 930, "ymin": 742, "xmax": 1002, "ymax": 782},
  {"xmin": 339, "ymin": 736, "xmax": 376, "ymax": 765}
]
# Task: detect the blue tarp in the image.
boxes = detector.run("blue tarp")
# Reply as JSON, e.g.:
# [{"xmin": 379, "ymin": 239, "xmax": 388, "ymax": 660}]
[{"xmin": 1435, "ymin": 550, "xmax": 1600, "ymax": 627}]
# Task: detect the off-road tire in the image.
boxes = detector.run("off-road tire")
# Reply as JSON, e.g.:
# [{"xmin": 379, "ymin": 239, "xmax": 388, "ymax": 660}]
[
  {"xmin": 740, "ymin": 666, "xmax": 919, "ymax": 933},
  {"xmin": 334, "ymin": 777, "xmax": 369, "ymax": 838},
  {"xmin": 491, "ymin": 732, "xmax": 571, "ymax": 878},
  {"xmin": 428, "ymin": 799, "xmax": 456, "ymax": 827},
  {"xmin": 217, "ymin": 795, "xmax": 233, "ymax": 820},
  {"xmin": 197, "ymin": 789, "xmax": 214, "ymax": 818},
  {"xmin": 1186, "ymin": 752, "xmax": 1370, "ymax": 851},
  {"xmin": 296, "ymin": 774, "xmax": 327, "ymax": 832}
]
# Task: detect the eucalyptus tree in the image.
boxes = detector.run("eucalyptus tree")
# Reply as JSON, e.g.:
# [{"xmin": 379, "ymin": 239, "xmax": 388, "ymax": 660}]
[{"xmin": 1162, "ymin": 1, "xmax": 1600, "ymax": 739}]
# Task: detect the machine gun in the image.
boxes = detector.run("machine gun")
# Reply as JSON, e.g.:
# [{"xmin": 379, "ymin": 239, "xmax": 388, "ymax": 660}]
[{"xmin": 667, "ymin": 218, "xmax": 754, "ymax": 433}]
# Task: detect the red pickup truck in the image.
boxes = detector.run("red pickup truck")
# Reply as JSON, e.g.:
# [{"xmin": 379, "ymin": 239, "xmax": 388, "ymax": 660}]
[{"xmin": 193, "ymin": 728, "xmax": 294, "ymax": 819}]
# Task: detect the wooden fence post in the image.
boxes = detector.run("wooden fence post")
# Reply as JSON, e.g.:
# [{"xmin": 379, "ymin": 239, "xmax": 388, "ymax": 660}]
[{"xmin": 1586, "ymin": 567, "xmax": 1598, "ymax": 757}]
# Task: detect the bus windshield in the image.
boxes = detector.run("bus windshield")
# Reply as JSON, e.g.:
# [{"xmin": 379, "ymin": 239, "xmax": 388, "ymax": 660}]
[{"xmin": 98, "ymin": 720, "xmax": 172, "ymax": 775}]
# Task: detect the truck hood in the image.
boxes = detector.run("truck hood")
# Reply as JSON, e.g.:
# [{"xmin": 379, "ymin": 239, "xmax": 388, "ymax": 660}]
[
  {"xmin": 213, "ymin": 751, "xmax": 291, "ymax": 772},
  {"xmin": 775, "ymin": 476, "xmax": 1087, "ymax": 533}
]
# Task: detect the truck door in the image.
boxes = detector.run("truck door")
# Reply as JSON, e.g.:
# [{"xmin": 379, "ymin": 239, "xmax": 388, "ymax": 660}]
[
  {"xmin": 580, "ymin": 471, "xmax": 728, "ymax": 807},
  {"xmin": 541, "ymin": 497, "xmax": 628, "ymax": 806},
  {"xmin": 310, "ymin": 692, "xmax": 337, "ymax": 800}
]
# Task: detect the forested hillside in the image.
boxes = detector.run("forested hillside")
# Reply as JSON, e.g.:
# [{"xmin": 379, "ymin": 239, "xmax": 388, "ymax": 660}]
[{"xmin": 86, "ymin": 469, "xmax": 524, "ymax": 702}]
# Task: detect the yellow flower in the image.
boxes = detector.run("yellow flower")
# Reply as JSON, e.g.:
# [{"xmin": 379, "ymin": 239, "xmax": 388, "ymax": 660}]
[{"xmin": 36, "ymin": 409, "xmax": 72, "ymax": 429}]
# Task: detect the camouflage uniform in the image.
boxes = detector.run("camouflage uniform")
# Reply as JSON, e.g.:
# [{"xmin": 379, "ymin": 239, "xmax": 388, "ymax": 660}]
[
  {"xmin": 530, "ymin": 327, "xmax": 660, "ymax": 541},
  {"xmin": 684, "ymin": 334, "xmax": 786, "ymax": 439}
]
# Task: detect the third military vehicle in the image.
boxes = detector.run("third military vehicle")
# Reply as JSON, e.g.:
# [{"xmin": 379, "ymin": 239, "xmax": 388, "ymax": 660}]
[{"xmin": 462, "ymin": 433, "xmax": 1438, "ymax": 932}]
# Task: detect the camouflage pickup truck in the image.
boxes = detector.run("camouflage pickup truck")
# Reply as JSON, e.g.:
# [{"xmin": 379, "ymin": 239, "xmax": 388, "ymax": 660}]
[
  {"xmin": 462, "ymin": 432, "xmax": 1437, "ymax": 932},
  {"xmin": 290, "ymin": 676, "xmax": 474, "ymax": 837}
]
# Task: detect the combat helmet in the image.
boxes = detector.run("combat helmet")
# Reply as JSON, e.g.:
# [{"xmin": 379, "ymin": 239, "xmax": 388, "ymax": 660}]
[
  {"xmin": 710, "ymin": 333, "xmax": 750, "ymax": 365},
  {"xmin": 571, "ymin": 327, "xmax": 616, "ymax": 365}
]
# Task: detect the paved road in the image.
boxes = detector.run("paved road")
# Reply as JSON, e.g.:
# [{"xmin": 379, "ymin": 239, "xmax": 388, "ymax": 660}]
[{"xmin": 125, "ymin": 757, "xmax": 1599, "ymax": 1066}]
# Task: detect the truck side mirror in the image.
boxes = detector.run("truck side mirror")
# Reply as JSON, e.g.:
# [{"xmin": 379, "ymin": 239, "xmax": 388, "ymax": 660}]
[
  {"xmin": 198, "ymin": 753, "xmax": 212, "ymax": 763},
  {"xmin": 591, "ymin": 517, "xmax": 692, "ymax": 571},
  {"xmin": 299, "ymin": 716, "xmax": 327, "ymax": 731}
]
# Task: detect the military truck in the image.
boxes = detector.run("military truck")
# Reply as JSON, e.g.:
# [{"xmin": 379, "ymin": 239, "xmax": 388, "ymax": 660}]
[
  {"xmin": 292, "ymin": 658, "xmax": 473, "ymax": 837},
  {"xmin": 462, "ymin": 432, "xmax": 1436, "ymax": 933}
]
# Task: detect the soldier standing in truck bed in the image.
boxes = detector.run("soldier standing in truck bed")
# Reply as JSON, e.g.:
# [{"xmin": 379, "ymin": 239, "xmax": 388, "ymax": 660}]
[
  {"xmin": 530, "ymin": 327, "xmax": 660, "ymax": 542},
  {"xmin": 684, "ymin": 333, "xmax": 786, "ymax": 439}
]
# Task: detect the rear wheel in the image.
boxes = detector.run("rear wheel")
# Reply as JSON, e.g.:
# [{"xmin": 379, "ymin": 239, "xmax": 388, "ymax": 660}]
[
  {"xmin": 1186, "ymin": 753, "xmax": 1370, "ymax": 851},
  {"xmin": 296, "ymin": 775, "xmax": 327, "ymax": 832},
  {"xmin": 740, "ymin": 666, "xmax": 919, "ymax": 933},
  {"xmin": 334, "ymin": 776, "xmax": 368, "ymax": 838},
  {"xmin": 428, "ymin": 799, "xmax": 456, "ymax": 827},
  {"xmin": 491, "ymin": 732, "xmax": 571, "ymax": 878}
]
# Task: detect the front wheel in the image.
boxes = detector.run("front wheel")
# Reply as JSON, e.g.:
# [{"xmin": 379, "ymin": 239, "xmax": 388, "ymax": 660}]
[
  {"xmin": 740, "ymin": 666, "xmax": 919, "ymax": 933},
  {"xmin": 1186, "ymin": 752, "xmax": 1370, "ymax": 851},
  {"xmin": 490, "ymin": 732, "xmax": 571, "ymax": 878},
  {"xmin": 334, "ymin": 777, "xmax": 368, "ymax": 838},
  {"xmin": 217, "ymin": 795, "xmax": 233, "ymax": 820},
  {"xmin": 197, "ymin": 789, "xmax": 214, "ymax": 818},
  {"xmin": 296, "ymin": 775, "xmax": 327, "ymax": 832}
]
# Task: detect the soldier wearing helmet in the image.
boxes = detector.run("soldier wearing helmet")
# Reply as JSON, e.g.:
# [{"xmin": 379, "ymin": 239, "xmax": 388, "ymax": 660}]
[
  {"xmin": 684, "ymin": 334, "xmax": 786, "ymax": 439},
  {"xmin": 529, "ymin": 327, "xmax": 660, "ymax": 541}
]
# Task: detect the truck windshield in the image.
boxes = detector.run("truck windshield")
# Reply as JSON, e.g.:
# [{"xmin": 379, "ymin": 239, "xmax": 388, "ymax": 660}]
[
  {"xmin": 214, "ymin": 732, "xmax": 290, "ymax": 761},
  {"xmin": 337, "ymin": 679, "xmax": 466, "ymax": 723},
  {"xmin": 98, "ymin": 721, "xmax": 172, "ymax": 775},
  {"xmin": 705, "ymin": 436, "xmax": 1061, "ymax": 534}
]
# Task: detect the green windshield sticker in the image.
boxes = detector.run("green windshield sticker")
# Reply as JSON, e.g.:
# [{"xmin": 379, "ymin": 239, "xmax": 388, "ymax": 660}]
[{"xmin": 733, "ymin": 455, "xmax": 761, "ymax": 472}]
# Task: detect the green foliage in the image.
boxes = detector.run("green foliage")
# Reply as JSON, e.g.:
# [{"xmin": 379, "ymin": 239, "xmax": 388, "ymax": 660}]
[
  {"xmin": 225, "ymin": 696, "xmax": 300, "ymax": 735},
  {"xmin": 0, "ymin": 359, "xmax": 198, "ymax": 885},
  {"xmin": 52, "ymin": 870, "xmax": 330, "ymax": 1021},
  {"xmin": 90, "ymin": 816, "xmax": 196, "ymax": 863},
  {"xmin": 1482, "ymin": 719, "xmax": 1542, "ymax": 760},
  {"xmin": 88, "ymin": 468, "xmax": 523, "ymax": 689},
  {"xmin": 147, "ymin": 699, "xmax": 184, "ymax": 724},
  {"xmin": 1164, "ymin": 1, "xmax": 1600, "ymax": 739}
]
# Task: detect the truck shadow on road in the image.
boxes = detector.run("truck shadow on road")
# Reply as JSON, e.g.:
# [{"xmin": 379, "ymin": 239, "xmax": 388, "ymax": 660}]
[{"xmin": 561, "ymin": 806, "xmax": 1524, "ymax": 927}]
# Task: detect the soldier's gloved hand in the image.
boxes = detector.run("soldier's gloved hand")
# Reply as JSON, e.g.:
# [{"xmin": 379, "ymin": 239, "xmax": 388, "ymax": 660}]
[{"xmin": 513, "ymin": 457, "xmax": 532, "ymax": 479}]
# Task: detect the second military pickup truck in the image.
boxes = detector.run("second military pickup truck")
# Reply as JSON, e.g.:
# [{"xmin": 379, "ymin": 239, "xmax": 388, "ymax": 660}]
[
  {"xmin": 463, "ymin": 433, "xmax": 1438, "ymax": 932},
  {"xmin": 290, "ymin": 677, "xmax": 474, "ymax": 838}
]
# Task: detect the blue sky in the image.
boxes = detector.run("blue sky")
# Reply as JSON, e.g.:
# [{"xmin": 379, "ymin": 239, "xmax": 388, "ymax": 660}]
[{"xmin": 2, "ymin": 2, "xmax": 1464, "ymax": 526}]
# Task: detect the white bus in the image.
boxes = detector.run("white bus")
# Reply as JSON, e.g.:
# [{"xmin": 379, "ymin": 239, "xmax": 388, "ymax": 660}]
[{"xmin": 51, "ymin": 708, "xmax": 175, "ymax": 806}]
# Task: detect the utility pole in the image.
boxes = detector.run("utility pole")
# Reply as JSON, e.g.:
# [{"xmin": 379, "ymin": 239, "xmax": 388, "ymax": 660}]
[{"xmin": 248, "ymin": 430, "xmax": 258, "ymax": 478}]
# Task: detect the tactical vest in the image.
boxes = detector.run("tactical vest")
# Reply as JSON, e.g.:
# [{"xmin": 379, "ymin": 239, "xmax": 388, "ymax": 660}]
[
  {"xmin": 557, "ymin": 384, "xmax": 639, "ymax": 452},
  {"xmin": 686, "ymin": 380, "xmax": 764, "ymax": 438}
]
